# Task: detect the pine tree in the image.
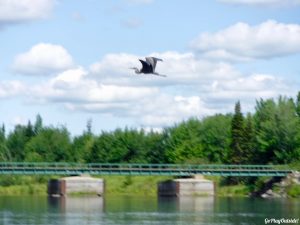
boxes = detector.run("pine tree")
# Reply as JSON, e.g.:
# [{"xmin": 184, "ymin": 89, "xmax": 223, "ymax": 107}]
[
  {"xmin": 34, "ymin": 114, "xmax": 43, "ymax": 135},
  {"xmin": 230, "ymin": 101, "xmax": 245, "ymax": 164},
  {"xmin": 243, "ymin": 113, "xmax": 255, "ymax": 163},
  {"xmin": 86, "ymin": 119, "xmax": 93, "ymax": 135}
]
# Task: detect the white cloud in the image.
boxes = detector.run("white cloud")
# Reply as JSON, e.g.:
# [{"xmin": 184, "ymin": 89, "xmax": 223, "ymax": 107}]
[
  {"xmin": 13, "ymin": 43, "xmax": 74, "ymax": 75},
  {"xmin": 30, "ymin": 67, "xmax": 159, "ymax": 104},
  {"xmin": 218, "ymin": 0, "xmax": 300, "ymax": 7},
  {"xmin": 63, "ymin": 93, "xmax": 213, "ymax": 127},
  {"xmin": 90, "ymin": 52, "xmax": 241, "ymax": 87},
  {"xmin": 0, "ymin": 0, "xmax": 55, "ymax": 24},
  {"xmin": 204, "ymin": 73, "xmax": 293, "ymax": 112},
  {"xmin": 190, "ymin": 20, "xmax": 300, "ymax": 61},
  {"xmin": 5, "ymin": 51, "xmax": 296, "ymax": 129},
  {"xmin": 24, "ymin": 51, "xmax": 296, "ymax": 128},
  {"xmin": 136, "ymin": 95, "xmax": 214, "ymax": 126},
  {"xmin": 0, "ymin": 80, "xmax": 26, "ymax": 98}
]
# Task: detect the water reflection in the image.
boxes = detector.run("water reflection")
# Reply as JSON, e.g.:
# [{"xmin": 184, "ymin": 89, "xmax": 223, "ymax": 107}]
[
  {"xmin": 48, "ymin": 196, "xmax": 104, "ymax": 213},
  {"xmin": 157, "ymin": 196, "xmax": 215, "ymax": 224},
  {"xmin": 0, "ymin": 195, "xmax": 299, "ymax": 225},
  {"xmin": 158, "ymin": 196, "xmax": 214, "ymax": 212},
  {"xmin": 47, "ymin": 196, "xmax": 104, "ymax": 224}
]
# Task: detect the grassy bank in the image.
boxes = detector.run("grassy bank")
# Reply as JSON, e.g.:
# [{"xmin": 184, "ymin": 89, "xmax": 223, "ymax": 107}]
[
  {"xmin": 0, "ymin": 175, "xmax": 298, "ymax": 197},
  {"xmin": 0, "ymin": 175, "xmax": 52, "ymax": 196},
  {"xmin": 0, "ymin": 184, "xmax": 47, "ymax": 196},
  {"xmin": 0, "ymin": 175, "xmax": 172, "ymax": 196},
  {"xmin": 101, "ymin": 175, "xmax": 173, "ymax": 196}
]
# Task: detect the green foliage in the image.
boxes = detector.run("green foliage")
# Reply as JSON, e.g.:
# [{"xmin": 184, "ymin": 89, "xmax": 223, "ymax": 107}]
[
  {"xmin": 89, "ymin": 128, "xmax": 151, "ymax": 163},
  {"xmin": 7, "ymin": 124, "xmax": 32, "ymax": 161},
  {"xmin": 254, "ymin": 96, "xmax": 300, "ymax": 164},
  {"xmin": 296, "ymin": 92, "xmax": 300, "ymax": 117},
  {"xmin": 72, "ymin": 132, "xmax": 94, "ymax": 163},
  {"xmin": 1, "ymin": 91, "xmax": 300, "ymax": 172},
  {"xmin": 217, "ymin": 184, "xmax": 250, "ymax": 197},
  {"xmin": 200, "ymin": 114, "xmax": 232, "ymax": 163},
  {"xmin": 287, "ymin": 184, "xmax": 300, "ymax": 198},
  {"xmin": 243, "ymin": 113, "xmax": 256, "ymax": 163},
  {"xmin": 230, "ymin": 101, "xmax": 246, "ymax": 164},
  {"xmin": 164, "ymin": 118, "xmax": 204, "ymax": 163},
  {"xmin": 25, "ymin": 126, "xmax": 72, "ymax": 162},
  {"xmin": 0, "ymin": 124, "xmax": 11, "ymax": 161},
  {"xmin": 34, "ymin": 114, "xmax": 43, "ymax": 135},
  {"xmin": 144, "ymin": 130, "xmax": 167, "ymax": 163}
]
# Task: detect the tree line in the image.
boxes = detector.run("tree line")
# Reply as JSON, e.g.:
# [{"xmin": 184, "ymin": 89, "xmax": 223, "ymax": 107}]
[{"xmin": 1, "ymin": 92, "xmax": 300, "ymax": 165}]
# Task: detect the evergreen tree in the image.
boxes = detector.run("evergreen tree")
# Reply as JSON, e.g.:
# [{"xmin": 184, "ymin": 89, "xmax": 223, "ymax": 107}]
[
  {"xmin": 242, "ymin": 113, "xmax": 256, "ymax": 163},
  {"xmin": 230, "ymin": 101, "xmax": 245, "ymax": 164},
  {"xmin": 34, "ymin": 114, "xmax": 43, "ymax": 135},
  {"xmin": 26, "ymin": 121, "xmax": 35, "ymax": 139},
  {"xmin": 86, "ymin": 119, "xmax": 93, "ymax": 135}
]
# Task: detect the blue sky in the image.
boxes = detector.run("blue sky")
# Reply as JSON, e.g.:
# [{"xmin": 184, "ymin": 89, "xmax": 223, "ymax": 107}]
[{"xmin": 1, "ymin": 0, "xmax": 300, "ymax": 135}]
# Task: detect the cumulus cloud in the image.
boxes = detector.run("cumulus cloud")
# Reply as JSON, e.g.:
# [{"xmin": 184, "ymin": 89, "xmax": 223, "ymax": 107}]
[
  {"xmin": 90, "ymin": 51, "xmax": 241, "ymax": 87},
  {"xmin": 21, "ymin": 51, "xmax": 295, "ymax": 128},
  {"xmin": 218, "ymin": 0, "xmax": 300, "ymax": 7},
  {"xmin": 190, "ymin": 20, "xmax": 300, "ymax": 61},
  {"xmin": 0, "ymin": 0, "xmax": 55, "ymax": 24},
  {"xmin": 30, "ymin": 67, "xmax": 159, "ymax": 104},
  {"xmin": 13, "ymin": 43, "xmax": 74, "ymax": 75},
  {"xmin": 205, "ymin": 73, "xmax": 292, "ymax": 110}
]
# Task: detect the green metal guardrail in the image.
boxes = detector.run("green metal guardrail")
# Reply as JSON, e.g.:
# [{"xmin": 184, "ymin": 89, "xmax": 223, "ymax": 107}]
[{"xmin": 0, "ymin": 162, "xmax": 293, "ymax": 176}]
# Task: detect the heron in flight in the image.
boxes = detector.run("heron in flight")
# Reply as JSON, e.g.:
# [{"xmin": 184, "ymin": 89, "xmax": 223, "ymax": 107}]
[{"xmin": 130, "ymin": 57, "xmax": 166, "ymax": 77}]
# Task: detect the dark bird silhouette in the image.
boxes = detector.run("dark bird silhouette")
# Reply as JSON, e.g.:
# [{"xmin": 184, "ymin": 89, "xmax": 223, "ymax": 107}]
[{"xmin": 130, "ymin": 57, "xmax": 166, "ymax": 77}]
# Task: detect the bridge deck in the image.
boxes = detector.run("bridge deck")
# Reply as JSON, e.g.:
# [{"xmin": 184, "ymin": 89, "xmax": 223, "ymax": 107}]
[{"xmin": 0, "ymin": 162, "xmax": 293, "ymax": 177}]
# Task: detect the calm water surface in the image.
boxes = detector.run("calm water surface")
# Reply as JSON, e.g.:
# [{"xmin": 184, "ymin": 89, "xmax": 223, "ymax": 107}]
[{"xmin": 0, "ymin": 195, "xmax": 299, "ymax": 225}]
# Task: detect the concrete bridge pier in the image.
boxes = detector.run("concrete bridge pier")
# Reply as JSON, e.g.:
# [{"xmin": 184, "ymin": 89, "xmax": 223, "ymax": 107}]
[
  {"xmin": 48, "ymin": 175, "xmax": 104, "ymax": 197},
  {"xmin": 158, "ymin": 175, "xmax": 215, "ymax": 196}
]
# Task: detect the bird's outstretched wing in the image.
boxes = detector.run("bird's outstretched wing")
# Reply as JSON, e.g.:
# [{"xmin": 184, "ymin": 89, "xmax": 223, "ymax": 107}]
[
  {"xmin": 139, "ymin": 59, "xmax": 152, "ymax": 73},
  {"xmin": 145, "ymin": 57, "xmax": 162, "ymax": 72}
]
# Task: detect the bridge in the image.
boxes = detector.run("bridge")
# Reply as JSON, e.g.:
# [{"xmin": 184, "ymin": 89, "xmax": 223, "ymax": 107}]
[{"xmin": 0, "ymin": 162, "xmax": 293, "ymax": 177}]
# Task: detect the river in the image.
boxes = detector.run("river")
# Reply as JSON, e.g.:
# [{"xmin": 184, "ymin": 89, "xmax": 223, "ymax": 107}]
[{"xmin": 0, "ymin": 195, "xmax": 299, "ymax": 225}]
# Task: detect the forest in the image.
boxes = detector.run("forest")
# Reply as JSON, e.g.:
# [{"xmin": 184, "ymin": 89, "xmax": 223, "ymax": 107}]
[{"xmin": 1, "ymin": 92, "xmax": 300, "ymax": 167}]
